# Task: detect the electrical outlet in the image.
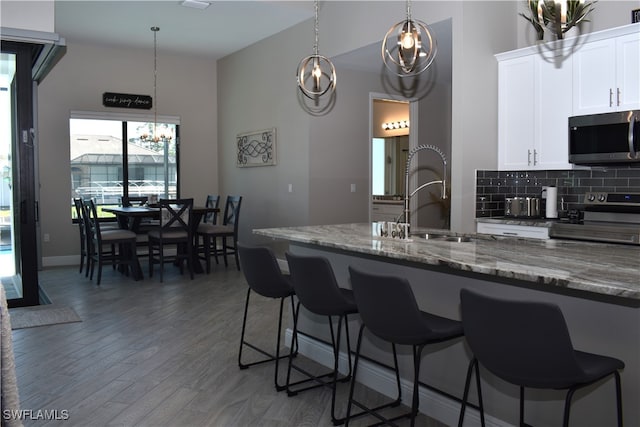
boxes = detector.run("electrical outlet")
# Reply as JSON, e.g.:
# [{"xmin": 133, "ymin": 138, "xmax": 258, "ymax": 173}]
[
  {"xmin": 43, "ymin": 233, "xmax": 50, "ymax": 242},
  {"xmin": 288, "ymin": 184, "xmax": 293, "ymax": 193},
  {"xmin": 351, "ymin": 183, "xmax": 356, "ymax": 193}
]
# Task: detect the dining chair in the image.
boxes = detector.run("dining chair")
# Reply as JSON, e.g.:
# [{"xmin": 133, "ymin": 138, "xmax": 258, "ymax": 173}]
[
  {"xmin": 147, "ymin": 198, "xmax": 194, "ymax": 282},
  {"xmin": 458, "ymin": 288, "xmax": 625, "ymax": 427},
  {"xmin": 73, "ymin": 197, "xmax": 90, "ymax": 276},
  {"xmin": 196, "ymin": 195, "xmax": 242, "ymax": 272},
  {"xmin": 85, "ymin": 199, "xmax": 141, "ymax": 285}
]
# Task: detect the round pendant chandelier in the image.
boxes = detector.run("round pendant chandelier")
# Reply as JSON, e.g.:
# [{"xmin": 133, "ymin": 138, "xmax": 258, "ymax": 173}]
[
  {"xmin": 296, "ymin": 0, "xmax": 336, "ymax": 99},
  {"xmin": 381, "ymin": 0, "xmax": 437, "ymax": 77}
]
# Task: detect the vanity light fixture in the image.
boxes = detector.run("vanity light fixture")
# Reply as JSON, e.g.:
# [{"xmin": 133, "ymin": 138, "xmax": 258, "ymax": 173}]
[
  {"xmin": 520, "ymin": 0, "xmax": 596, "ymax": 40},
  {"xmin": 296, "ymin": 0, "xmax": 336, "ymax": 99},
  {"xmin": 382, "ymin": 120, "xmax": 410, "ymax": 131},
  {"xmin": 381, "ymin": 0, "xmax": 437, "ymax": 77}
]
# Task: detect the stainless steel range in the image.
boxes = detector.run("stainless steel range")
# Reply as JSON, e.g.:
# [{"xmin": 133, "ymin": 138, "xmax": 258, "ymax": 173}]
[{"xmin": 550, "ymin": 192, "xmax": 640, "ymax": 245}]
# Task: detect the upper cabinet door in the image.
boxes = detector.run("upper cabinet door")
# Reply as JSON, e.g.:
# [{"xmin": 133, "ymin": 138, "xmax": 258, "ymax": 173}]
[
  {"xmin": 572, "ymin": 38, "xmax": 617, "ymax": 115},
  {"xmin": 497, "ymin": 56, "xmax": 535, "ymax": 170},
  {"xmin": 616, "ymin": 32, "xmax": 640, "ymax": 111},
  {"xmin": 573, "ymin": 32, "xmax": 640, "ymax": 115}
]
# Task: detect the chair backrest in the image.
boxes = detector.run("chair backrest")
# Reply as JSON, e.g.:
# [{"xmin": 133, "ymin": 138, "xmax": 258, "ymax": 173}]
[
  {"xmin": 204, "ymin": 194, "xmax": 220, "ymax": 224},
  {"xmin": 348, "ymin": 266, "xmax": 434, "ymax": 344},
  {"xmin": 238, "ymin": 243, "xmax": 293, "ymax": 298},
  {"xmin": 222, "ymin": 196, "xmax": 242, "ymax": 232},
  {"xmin": 285, "ymin": 252, "xmax": 354, "ymax": 316},
  {"xmin": 158, "ymin": 198, "xmax": 193, "ymax": 234},
  {"xmin": 73, "ymin": 198, "xmax": 89, "ymax": 248},
  {"xmin": 459, "ymin": 289, "xmax": 585, "ymax": 388},
  {"xmin": 121, "ymin": 196, "xmax": 148, "ymax": 207},
  {"xmin": 85, "ymin": 199, "xmax": 102, "ymax": 245}
]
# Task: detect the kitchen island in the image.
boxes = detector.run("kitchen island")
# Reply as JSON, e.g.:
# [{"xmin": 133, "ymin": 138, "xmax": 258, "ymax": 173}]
[{"xmin": 254, "ymin": 223, "xmax": 639, "ymax": 427}]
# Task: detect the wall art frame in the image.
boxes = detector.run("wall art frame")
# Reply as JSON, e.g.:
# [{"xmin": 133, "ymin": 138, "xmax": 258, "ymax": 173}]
[{"xmin": 236, "ymin": 128, "xmax": 276, "ymax": 167}]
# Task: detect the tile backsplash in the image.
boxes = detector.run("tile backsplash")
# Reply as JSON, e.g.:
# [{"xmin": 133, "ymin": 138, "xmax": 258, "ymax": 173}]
[{"xmin": 475, "ymin": 166, "xmax": 640, "ymax": 218}]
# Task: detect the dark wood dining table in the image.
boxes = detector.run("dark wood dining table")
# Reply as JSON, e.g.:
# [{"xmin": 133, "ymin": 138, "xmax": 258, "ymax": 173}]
[{"xmin": 102, "ymin": 205, "xmax": 220, "ymax": 275}]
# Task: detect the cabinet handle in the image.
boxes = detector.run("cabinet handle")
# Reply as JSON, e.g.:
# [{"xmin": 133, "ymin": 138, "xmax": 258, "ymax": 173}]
[
  {"xmin": 533, "ymin": 149, "xmax": 538, "ymax": 165},
  {"xmin": 617, "ymin": 88, "xmax": 621, "ymax": 107},
  {"xmin": 609, "ymin": 88, "xmax": 613, "ymax": 107},
  {"xmin": 527, "ymin": 149, "xmax": 532, "ymax": 166}
]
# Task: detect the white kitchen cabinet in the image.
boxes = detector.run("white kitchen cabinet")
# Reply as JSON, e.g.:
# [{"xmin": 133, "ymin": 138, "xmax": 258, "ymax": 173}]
[
  {"xmin": 476, "ymin": 222, "xmax": 550, "ymax": 240},
  {"xmin": 371, "ymin": 201, "xmax": 404, "ymax": 222},
  {"xmin": 573, "ymin": 31, "xmax": 640, "ymax": 115},
  {"xmin": 497, "ymin": 49, "xmax": 573, "ymax": 170}
]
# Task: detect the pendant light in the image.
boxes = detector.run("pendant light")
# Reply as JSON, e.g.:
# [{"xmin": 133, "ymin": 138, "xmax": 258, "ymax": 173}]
[
  {"xmin": 382, "ymin": 0, "xmax": 437, "ymax": 77},
  {"xmin": 296, "ymin": 0, "xmax": 336, "ymax": 99},
  {"xmin": 141, "ymin": 26, "xmax": 172, "ymax": 145}
]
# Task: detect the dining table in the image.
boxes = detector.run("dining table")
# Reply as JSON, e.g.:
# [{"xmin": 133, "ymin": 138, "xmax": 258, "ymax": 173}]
[{"xmin": 102, "ymin": 205, "xmax": 220, "ymax": 276}]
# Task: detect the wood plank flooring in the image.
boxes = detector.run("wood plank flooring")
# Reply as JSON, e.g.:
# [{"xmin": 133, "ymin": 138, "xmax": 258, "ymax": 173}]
[{"xmin": 10, "ymin": 264, "xmax": 448, "ymax": 427}]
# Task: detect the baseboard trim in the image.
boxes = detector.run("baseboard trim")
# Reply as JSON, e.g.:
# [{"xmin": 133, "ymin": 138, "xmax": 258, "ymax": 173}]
[
  {"xmin": 42, "ymin": 256, "xmax": 77, "ymax": 267},
  {"xmin": 285, "ymin": 329, "xmax": 511, "ymax": 427}
]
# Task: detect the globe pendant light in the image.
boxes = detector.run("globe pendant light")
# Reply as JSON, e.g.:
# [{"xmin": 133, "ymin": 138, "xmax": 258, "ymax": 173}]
[
  {"xmin": 296, "ymin": 0, "xmax": 336, "ymax": 99},
  {"xmin": 382, "ymin": 0, "xmax": 437, "ymax": 77}
]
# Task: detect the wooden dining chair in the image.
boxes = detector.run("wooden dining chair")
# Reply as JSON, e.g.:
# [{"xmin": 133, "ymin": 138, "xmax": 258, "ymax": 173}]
[
  {"xmin": 85, "ymin": 199, "xmax": 141, "ymax": 285},
  {"xmin": 196, "ymin": 195, "xmax": 242, "ymax": 272},
  {"xmin": 147, "ymin": 198, "xmax": 194, "ymax": 282},
  {"xmin": 73, "ymin": 198, "xmax": 90, "ymax": 276}
]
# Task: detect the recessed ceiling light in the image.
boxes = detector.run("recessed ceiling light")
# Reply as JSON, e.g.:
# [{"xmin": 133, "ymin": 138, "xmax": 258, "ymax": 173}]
[{"xmin": 181, "ymin": 0, "xmax": 210, "ymax": 10}]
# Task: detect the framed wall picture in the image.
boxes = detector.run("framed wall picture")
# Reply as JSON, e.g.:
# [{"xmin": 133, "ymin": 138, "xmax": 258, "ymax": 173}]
[{"xmin": 236, "ymin": 128, "xmax": 276, "ymax": 167}]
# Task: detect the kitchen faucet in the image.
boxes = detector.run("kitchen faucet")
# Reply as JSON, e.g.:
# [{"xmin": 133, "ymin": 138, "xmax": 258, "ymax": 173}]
[{"xmin": 399, "ymin": 144, "xmax": 447, "ymax": 237}]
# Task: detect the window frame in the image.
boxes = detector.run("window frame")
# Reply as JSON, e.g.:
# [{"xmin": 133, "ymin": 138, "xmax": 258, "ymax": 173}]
[{"xmin": 70, "ymin": 110, "xmax": 181, "ymax": 223}]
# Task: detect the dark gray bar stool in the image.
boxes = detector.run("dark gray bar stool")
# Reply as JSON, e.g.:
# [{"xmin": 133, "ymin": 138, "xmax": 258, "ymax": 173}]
[
  {"xmin": 237, "ymin": 243, "xmax": 297, "ymax": 391},
  {"xmin": 285, "ymin": 252, "xmax": 366, "ymax": 426},
  {"xmin": 346, "ymin": 266, "xmax": 464, "ymax": 427},
  {"xmin": 458, "ymin": 288, "xmax": 624, "ymax": 427}
]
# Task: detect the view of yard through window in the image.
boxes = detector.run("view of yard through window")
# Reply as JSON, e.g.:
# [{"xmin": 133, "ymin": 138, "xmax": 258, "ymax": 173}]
[{"xmin": 70, "ymin": 117, "xmax": 178, "ymax": 219}]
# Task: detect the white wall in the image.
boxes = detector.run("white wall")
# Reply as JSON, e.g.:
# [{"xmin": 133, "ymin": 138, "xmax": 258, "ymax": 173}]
[
  {"xmin": 37, "ymin": 42, "xmax": 217, "ymax": 261},
  {"xmin": 0, "ymin": 0, "xmax": 55, "ymax": 32}
]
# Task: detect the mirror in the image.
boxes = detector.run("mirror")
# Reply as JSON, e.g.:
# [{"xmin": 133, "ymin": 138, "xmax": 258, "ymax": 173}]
[
  {"xmin": 372, "ymin": 135, "xmax": 408, "ymax": 198},
  {"xmin": 371, "ymin": 98, "xmax": 410, "ymax": 199}
]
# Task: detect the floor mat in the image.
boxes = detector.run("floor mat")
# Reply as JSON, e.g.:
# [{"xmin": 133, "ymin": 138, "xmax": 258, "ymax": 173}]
[{"xmin": 9, "ymin": 305, "xmax": 82, "ymax": 329}]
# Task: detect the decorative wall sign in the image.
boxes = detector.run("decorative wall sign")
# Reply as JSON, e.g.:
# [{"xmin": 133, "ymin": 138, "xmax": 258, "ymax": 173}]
[
  {"xmin": 236, "ymin": 128, "xmax": 276, "ymax": 167},
  {"xmin": 633, "ymin": 8, "xmax": 640, "ymax": 23},
  {"xmin": 102, "ymin": 92, "xmax": 152, "ymax": 110}
]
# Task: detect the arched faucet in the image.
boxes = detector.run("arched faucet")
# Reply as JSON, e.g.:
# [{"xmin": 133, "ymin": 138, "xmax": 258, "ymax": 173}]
[{"xmin": 399, "ymin": 144, "xmax": 447, "ymax": 236}]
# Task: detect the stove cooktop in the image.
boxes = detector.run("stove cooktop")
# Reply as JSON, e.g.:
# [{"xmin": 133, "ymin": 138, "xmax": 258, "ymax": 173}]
[{"xmin": 549, "ymin": 192, "xmax": 640, "ymax": 245}]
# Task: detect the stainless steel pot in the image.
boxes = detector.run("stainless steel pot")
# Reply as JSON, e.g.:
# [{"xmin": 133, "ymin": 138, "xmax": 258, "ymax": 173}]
[{"xmin": 504, "ymin": 197, "xmax": 541, "ymax": 218}]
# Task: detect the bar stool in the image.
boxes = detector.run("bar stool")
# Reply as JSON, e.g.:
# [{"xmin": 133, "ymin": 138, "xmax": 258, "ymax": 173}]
[
  {"xmin": 458, "ymin": 288, "xmax": 624, "ymax": 427},
  {"xmin": 346, "ymin": 266, "xmax": 464, "ymax": 427},
  {"xmin": 284, "ymin": 252, "xmax": 360, "ymax": 426},
  {"xmin": 237, "ymin": 243, "xmax": 297, "ymax": 391}
]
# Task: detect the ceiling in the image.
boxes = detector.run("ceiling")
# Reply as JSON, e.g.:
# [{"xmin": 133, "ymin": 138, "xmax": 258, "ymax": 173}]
[{"xmin": 54, "ymin": 1, "xmax": 316, "ymax": 59}]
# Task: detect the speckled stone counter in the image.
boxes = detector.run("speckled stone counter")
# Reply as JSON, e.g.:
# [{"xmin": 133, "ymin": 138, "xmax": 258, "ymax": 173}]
[
  {"xmin": 475, "ymin": 216, "xmax": 555, "ymax": 227},
  {"xmin": 255, "ymin": 222, "xmax": 640, "ymax": 302}
]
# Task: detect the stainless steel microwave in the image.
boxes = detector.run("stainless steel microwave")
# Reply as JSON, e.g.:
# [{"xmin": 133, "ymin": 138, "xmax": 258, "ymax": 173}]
[{"xmin": 568, "ymin": 110, "xmax": 640, "ymax": 165}]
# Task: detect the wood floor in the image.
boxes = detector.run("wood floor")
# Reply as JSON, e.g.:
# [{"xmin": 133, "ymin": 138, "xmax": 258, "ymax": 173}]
[{"xmin": 10, "ymin": 264, "xmax": 448, "ymax": 427}]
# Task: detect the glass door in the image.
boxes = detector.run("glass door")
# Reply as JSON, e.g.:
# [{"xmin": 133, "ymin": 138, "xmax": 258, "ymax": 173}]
[{"xmin": 1, "ymin": 42, "xmax": 40, "ymax": 307}]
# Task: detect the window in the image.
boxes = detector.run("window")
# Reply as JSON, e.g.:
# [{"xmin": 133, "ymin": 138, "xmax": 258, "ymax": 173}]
[{"xmin": 69, "ymin": 112, "xmax": 180, "ymax": 220}]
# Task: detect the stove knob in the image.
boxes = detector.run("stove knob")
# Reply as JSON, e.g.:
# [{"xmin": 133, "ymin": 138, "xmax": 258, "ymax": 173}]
[
  {"xmin": 598, "ymin": 194, "xmax": 606, "ymax": 202},
  {"xmin": 587, "ymin": 193, "xmax": 596, "ymax": 202}
]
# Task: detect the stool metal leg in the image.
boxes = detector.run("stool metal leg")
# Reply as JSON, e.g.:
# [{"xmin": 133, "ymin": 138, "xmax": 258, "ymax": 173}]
[
  {"xmin": 238, "ymin": 289, "xmax": 297, "ymax": 391},
  {"xmin": 458, "ymin": 358, "xmax": 485, "ymax": 427},
  {"xmin": 344, "ymin": 325, "xmax": 408, "ymax": 427}
]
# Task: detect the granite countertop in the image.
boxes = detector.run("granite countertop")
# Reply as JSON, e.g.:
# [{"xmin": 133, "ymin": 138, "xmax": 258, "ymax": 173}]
[{"xmin": 254, "ymin": 223, "xmax": 640, "ymax": 301}]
